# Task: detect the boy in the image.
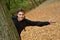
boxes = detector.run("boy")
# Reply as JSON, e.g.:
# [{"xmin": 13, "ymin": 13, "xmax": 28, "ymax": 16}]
[{"xmin": 12, "ymin": 8, "xmax": 55, "ymax": 40}]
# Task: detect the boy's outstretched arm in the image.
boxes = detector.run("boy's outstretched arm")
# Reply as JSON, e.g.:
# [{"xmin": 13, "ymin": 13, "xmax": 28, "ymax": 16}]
[{"xmin": 26, "ymin": 19, "xmax": 55, "ymax": 26}]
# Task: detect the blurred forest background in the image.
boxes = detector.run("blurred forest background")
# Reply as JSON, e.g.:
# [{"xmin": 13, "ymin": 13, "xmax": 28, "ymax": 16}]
[{"xmin": 3, "ymin": 0, "xmax": 46, "ymax": 14}]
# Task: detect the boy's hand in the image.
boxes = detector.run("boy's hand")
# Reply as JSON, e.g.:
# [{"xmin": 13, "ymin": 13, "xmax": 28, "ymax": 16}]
[{"xmin": 49, "ymin": 20, "xmax": 56, "ymax": 24}]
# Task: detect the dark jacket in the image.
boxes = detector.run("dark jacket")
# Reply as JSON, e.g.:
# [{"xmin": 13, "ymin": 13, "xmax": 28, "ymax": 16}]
[{"xmin": 12, "ymin": 16, "xmax": 50, "ymax": 36}]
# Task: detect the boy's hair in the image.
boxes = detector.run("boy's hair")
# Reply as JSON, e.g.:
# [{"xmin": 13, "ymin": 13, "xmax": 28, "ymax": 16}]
[{"xmin": 17, "ymin": 8, "xmax": 25, "ymax": 14}]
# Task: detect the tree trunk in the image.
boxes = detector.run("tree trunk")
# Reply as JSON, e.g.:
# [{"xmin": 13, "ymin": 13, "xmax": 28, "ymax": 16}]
[{"xmin": 0, "ymin": 0, "xmax": 20, "ymax": 40}]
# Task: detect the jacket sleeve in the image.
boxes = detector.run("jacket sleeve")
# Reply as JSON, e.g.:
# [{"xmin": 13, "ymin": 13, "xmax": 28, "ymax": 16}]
[
  {"xmin": 26, "ymin": 19, "xmax": 50, "ymax": 26},
  {"xmin": 12, "ymin": 16, "xmax": 20, "ymax": 35}
]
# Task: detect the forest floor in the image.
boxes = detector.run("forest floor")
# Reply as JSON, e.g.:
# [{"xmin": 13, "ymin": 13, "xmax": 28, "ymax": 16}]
[{"xmin": 21, "ymin": 0, "xmax": 60, "ymax": 40}]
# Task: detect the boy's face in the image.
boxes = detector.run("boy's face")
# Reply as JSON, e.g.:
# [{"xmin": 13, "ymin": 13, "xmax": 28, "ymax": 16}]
[{"xmin": 17, "ymin": 12, "xmax": 25, "ymax": 21}]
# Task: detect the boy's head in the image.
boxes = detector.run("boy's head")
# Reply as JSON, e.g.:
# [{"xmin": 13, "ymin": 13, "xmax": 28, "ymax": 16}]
[{"xmin": 16, "ymin": 8, "xmax": 25, "ymax": 21}]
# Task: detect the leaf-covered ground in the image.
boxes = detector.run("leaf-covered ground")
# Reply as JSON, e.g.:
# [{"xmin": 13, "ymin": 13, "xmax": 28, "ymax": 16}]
[{"xmin": 21, "ymin": 0, "xmax": 60, "ymax": 40}]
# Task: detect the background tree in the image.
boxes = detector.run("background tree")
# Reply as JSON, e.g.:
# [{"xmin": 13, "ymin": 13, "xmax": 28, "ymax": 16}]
[{"xmin": 5, "ymin": 0, "xmax": 46, "ymax": 15}]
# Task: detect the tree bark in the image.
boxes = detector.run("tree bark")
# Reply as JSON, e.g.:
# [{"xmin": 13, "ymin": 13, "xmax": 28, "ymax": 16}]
[{"xmin": 0, "ymin": 0, "xmax": 20, "ymax": 40}]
